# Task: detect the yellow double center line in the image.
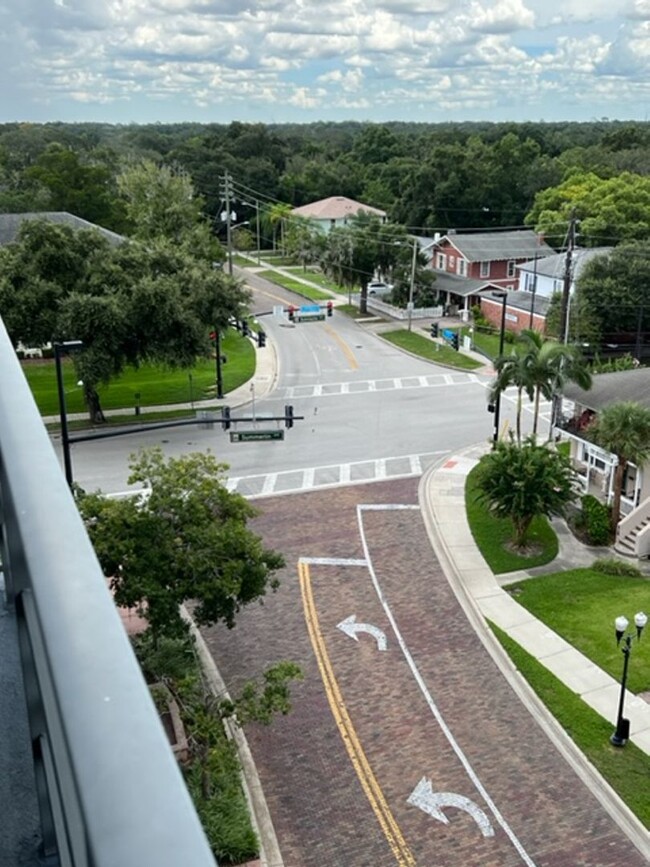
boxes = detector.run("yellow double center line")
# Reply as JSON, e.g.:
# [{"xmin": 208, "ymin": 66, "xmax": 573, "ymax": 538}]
[{"xmin": 298, "ymin": 561, "xmax": 416, "ymax": 866}]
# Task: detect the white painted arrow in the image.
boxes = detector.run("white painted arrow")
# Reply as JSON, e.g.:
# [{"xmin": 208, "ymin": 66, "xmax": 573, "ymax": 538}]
[
  {"xmin": 407, "ymin": 777, "xmax": 494, "ymax": 838},
  {"xmin": 336, "ymin": 615, "xmax": 387, "ymax": 651}
]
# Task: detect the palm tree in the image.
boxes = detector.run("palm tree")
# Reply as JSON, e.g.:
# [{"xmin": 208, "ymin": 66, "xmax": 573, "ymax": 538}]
[
  {"xmin": 516, "ymin": 330, "xmax": 592, "ymax": 436},
  {"xmin": 489, "ymin": 344, "xmax": 535, "ymax": 444},
  {"xmin": 590, "ymin": 401, "xmax": 650, "ymax": 533}
]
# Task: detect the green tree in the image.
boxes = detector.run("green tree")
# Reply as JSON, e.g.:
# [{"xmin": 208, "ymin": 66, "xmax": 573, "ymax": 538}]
[
  {"xmin": 24, "ymin": 142, "xmax": 124, "ymax": 229},
  {"xmin": 261, "ymin": 202, "xmax": 293, "ymax": 252},
  {"xmin": 78, "ymin": 449, "xmax": 285, "ymax": 641},
  {"xmin": 517, "ymin": 330, "xmax": 592, "ymax": 436},
  {"xmin": 0, "ymin": 220, "xmax": 245, "ymax": 421},
  {"xmin": 490, "ymin": 331, "xmax": 592, "ymax": 441},
  {"xmin": 526, "ymin": 171, "xmax": 650, "ymax": 247},
  {"xmin": 476, "ymin": 437, "xmax": 577, "ymax": 548},
  {"xmin": 589, "ymin": 402, "xmax": 650, "ymax": 533}
]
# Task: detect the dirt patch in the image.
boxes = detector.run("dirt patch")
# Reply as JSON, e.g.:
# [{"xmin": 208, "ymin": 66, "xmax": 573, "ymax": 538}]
[{"xmin": 503, "ymin": 541, "xmax": 544, "ymax": 558}]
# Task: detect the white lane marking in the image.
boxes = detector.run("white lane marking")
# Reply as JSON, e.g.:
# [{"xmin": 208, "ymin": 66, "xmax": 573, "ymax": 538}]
[
  {"xmin": 410, "ymin": 454, "xmax": 422, "ymax": 475},
  {"xmin": 356, "ymin": 504, "xmax": 538, "ymax": 867},
  {"xmin": 340, "ymin": 463, "xmax": 351, "ymax": 484},
  {"xmin": 337, "ymin": 615, "xmax": 387, "ymax": 651},
  {"xmin": 300, "ymin": 557, "xmax": 367, "ymax": 566},
  {"xmin": 261, "ymin": 473, "xmax": 277, "ymax": 495},
  {"xmin": 376, "ymin": 458, "xmax": 387, "ymax": 479},
  {"xmin": 407, "ymin": 780, "xmax": 494, "ymax": 838},
  {"xmin": 303, "ymin": 467, "xmax": 315, "ymax": 488},
  {"xmin": 361, "ymin": 504, "xmax": 420, "ymax": 511},
  {"xmin": 274, "ymin": 372, "xmax": 482, "ymax": 400}
]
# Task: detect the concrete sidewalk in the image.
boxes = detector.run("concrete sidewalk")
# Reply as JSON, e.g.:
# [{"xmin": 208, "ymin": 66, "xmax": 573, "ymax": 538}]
[{"xmin": 420, "ymin": 443, "xmax": 650, "ymax": 758}]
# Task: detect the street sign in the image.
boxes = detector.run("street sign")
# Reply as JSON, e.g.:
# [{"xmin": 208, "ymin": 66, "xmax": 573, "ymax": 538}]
[{"xmin": 230, "ymin": 429, "xmax": 285, "ymax": 443}]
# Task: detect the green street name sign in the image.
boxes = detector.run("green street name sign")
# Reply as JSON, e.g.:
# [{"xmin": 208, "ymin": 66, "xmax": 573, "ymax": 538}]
[{"xmin": 230, "ymin": 429, "xmax": 285, "ymax": 443}]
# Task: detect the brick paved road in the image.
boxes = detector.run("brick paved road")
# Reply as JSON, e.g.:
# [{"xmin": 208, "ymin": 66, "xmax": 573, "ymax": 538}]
[{"xmin": 201, "ymin": 480, "xmax": 646, "ymax": 867}]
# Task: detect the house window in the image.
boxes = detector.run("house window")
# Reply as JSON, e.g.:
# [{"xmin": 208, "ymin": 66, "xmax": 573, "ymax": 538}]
[
  {"xmin": 457, "ymin": 258, "xmax": 466, "ymax": 277},
  {"xmin": 507, "ymin": 260, "xmax": 516, "ymax": 278},
  {"xmin": 436, "ymin": 253, "xmax": 446, "ymax": 270},
  {"xmin": 479, "ymin": 261, "xmax": 490, "ymax": 278},
  {"xmin": 449, "ymin": 255, "xmax": 455, "ymax": 269}
]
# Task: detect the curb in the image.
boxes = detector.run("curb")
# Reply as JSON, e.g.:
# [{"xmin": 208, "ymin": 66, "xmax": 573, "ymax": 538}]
[
  {"xmin": 181, "ymin": 607, "xmax": 284, "ymax": 867},
  {"xmin": 417, "ymin": 450, "xmax": 650, "ymax": 861}
]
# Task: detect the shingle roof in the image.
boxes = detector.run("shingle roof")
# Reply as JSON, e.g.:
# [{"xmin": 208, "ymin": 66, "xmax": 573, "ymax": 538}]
[
  {"xmin": 433, "ymin": 272, "xmax": 500, "ymax": 298},
  {"xmin": 479, "ymin": 287, "xmax": 551, "ymax": 316},
  {"xmin": 290, "ymin": 197, "xmax": 386, "ymax": 220},
  {"xmin": 0, "ymin": 212, "xmax": 126, "ymax": 247},
  {"xmin": 435, "ymin": 230, "xmax": 554, "ymax": 262},
  {"xmin": 563, "ymin": 369, "xmax": 650, "ymax": 411},
  {"xmin": 517, "ymin": 247, "xmax": 613, "ymax": 280}
]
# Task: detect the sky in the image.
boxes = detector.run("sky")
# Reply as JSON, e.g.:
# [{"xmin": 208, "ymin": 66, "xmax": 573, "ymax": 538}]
[{"xmin": 0, "ymin": 0, "xmax": 649, "ymax": 125}]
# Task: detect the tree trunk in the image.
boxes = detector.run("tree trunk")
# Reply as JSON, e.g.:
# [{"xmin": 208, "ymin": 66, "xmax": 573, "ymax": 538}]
[
  {"xmin": 532, "ymin": 387, "xmax": 541, "ymax": 436},
  {"xmin": 513, "ymin": 515, "xmax": 533, "ymax": 548},
  {"xmin": 611, "ymin": 460, "xmax": 626, "ymax": 535},
  {"xmin": 359, "ymin": 284, "xmax": 368, "ymax": 315},
  {"xmin": 516, "ymin": 387, "xmax": 523, "ymax": 444},
  {"xmin": 86, "ymin": 386, "xmax": 106, "ymax": 424}
]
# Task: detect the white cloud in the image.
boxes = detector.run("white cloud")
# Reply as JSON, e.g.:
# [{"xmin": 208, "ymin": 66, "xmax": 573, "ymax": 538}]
[
  {"xmin": 468, "ymin": 0, "xmax": 535, "ymax": 34},
  {"xmin": 0, "ymin": 0, "xmax": 647, "ymax": 122}
]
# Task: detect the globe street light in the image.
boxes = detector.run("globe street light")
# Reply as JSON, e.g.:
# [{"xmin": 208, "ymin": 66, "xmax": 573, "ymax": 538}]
[
  {"xmin": 488, "ymin": 291, "xmax": 508, "ymax": 446},
  {"xmin": 610, "ymin": 611, "xmax": 647, "ymax": 747}
]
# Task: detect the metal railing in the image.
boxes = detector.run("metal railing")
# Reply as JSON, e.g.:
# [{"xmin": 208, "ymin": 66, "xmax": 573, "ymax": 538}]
[{"xmin": 0, "ymin": 316, "xmax": 216, "ymax": 867}]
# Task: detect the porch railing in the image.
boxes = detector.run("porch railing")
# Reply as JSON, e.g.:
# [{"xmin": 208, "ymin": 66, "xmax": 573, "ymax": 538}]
[{"xmin": 0, "ymin": 316, "xmax": 216, "ymax": 866}]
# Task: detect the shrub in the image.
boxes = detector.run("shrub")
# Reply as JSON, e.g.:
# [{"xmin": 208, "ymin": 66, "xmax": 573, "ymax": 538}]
[
  {"xmin": 592, "ymin": 557, "xmax": 643, "ymax": 577},
  {"xmin": 503, "ymin": 330, "xmax": 515, "ymax": 344},
  {"xmin": 581, "ymin": 495, "xmax": 611, "ymax": 546}
]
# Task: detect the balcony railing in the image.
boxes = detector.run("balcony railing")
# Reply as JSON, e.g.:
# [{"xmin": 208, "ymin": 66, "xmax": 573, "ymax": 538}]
[{"xmin": 0, "ymin": 316, "xmax": 216, "ymax": 866}]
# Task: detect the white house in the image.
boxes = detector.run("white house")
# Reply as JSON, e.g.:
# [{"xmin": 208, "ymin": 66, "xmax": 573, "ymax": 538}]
[
  {"xmin": 290, "ymin": 197, "xmax": 387, "ymax": 233},
  {"xmin": 516, "ymin": 247, "xmax": 612, "ymax": 299}
]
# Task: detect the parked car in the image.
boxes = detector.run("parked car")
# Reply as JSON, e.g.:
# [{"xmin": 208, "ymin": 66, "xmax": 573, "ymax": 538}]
[{"xmin": 367, "ymin": 281, "xmax": 393, "ymax": 296}]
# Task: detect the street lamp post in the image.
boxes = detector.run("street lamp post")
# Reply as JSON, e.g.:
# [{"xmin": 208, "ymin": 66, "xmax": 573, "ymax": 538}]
[
  {"xmin": 54, "ymin": 340, "xmax": 83, "ymax": 489},
  {"xmin": 610, "ymin": 611, "xmax": 647, "ymax": 747},
  {"xmin": 491, "ymin": 291, "xmax": 508, "ymax": 446},
  {"xmin": 215, "ymin": 329, "xmax": 224, "ymax": 400}
]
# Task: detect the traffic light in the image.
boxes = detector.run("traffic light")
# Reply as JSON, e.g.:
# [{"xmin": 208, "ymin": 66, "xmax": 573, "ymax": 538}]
[
  {"xmin": 285, "ymin": 405, "xmax": 294, "ymax": 428},
  {"xmin": 430, "ymin": 322, "xmax": 438, "ymax": 338},
  {"xmin": 241, "ymin": 319, "xmax": 250, "ymax": 337},
  {"xmin": 221, "ymin": 406, "xmax": 231, "ymax": 430},
  {"xmin": 327, "ymin": 301, "xmax": 333, "ymax": 317},
  {"xmin": 258, "ymin": 330, "xmax": 266, "ymax": 348},
  {"xmin": 451, "ymin": 331, "xmax": 459, "ymax": 351},
  {"xmin": 487, "ymin": 403, "xmax": 495, "ymax": 414},
  {"xmin": 287, "ymin": 306, "xmax": 295, "ymax": 322}
]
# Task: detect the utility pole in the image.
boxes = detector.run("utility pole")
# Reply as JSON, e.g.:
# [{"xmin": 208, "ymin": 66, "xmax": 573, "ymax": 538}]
[
  {"xmin": 407, "ymin": 238, "xmax": 418, "ymax": 332},
  {"xmin": 558, "ymin": 210, "xmax": 578, "ymax": 346},
  {"xmin": 551, "ymin": 210, "xmax": 578, "ymax": 433},
  {"xmin": 220, "ymin": 171, "xmax": 235, "ymax": 275},
  {"xmin": 529, "ymin": 254, "xmax": 538, "ymax": 329}
]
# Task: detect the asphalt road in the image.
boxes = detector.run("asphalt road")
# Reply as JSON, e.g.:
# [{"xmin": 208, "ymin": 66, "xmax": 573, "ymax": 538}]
[{"xmin": 65, "ymin": 276, "xmax": 533, "ymax": 495}]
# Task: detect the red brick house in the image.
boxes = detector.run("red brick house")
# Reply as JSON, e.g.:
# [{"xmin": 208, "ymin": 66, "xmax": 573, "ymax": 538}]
[{"xmin": 429, "ymin": 229, "xmax": 553, "ymax": 286}]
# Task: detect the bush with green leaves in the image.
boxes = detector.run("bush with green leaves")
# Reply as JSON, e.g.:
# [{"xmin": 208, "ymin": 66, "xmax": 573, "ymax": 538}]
[
  {"xmin": 476, "ymin": 437, "xmax": 577, "ymax": 548},
  {"xmin": 592, "ymin": 557, "xmax": 643, "ymax": 577},
  {"xmin": 580, "ymin": 495, "xmax": 612, "ymax": 546}
]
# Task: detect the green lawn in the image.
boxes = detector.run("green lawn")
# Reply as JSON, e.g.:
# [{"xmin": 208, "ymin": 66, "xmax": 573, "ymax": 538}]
[
  {"xmin": 503, "ymin": 569, "xmax": 650, "ymax": 693},
  {"xmin": 299, "ymin": 270, "xmax": 347, "ymax": 294},
  {"xmin": 491, "ymin": 623, "xmax": 650, "ymax": 828},
  {"xmin": 462, "ymin": 327, "xmax": 502, "ymax": 360},
  {"xmin": 257, "ymin": 270, "xmax": 332, "ymax": 301},
  {"xmin": 382, "ymin": 330, "xmax": 482, "ymax": 370},
  {"xmin": 337, "ymin": 304, "xmax": 377, "ymax": 320},
  {"xmin": 465, "ymin": 462, "xmax": 559, "ymax": 572},
  {"xmin": 23, "ymin": 329, "xmax": 255, "ymax": 416}
]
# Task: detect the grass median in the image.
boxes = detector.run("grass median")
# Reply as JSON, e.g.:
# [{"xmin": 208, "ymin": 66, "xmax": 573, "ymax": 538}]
[
  {"xmin": 381, "ymin": 329, "xmax": 483, "ymax": 370},
  {"xmin": 256, "ymin": 269, "xmax": 332, "ymax": 301}
]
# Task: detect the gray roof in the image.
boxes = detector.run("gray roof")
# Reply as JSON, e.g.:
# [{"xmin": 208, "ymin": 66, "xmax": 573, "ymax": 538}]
[
  {"xmin": 433, "ymin": 272, "xmax": 499, "ymax": 298},
  {"xmin": 517, "ymin": 247, "xmax": 613, "ymax": 280},
  {"xmin": 563, "ymin": 369, "xmax": 650, "ymax": 412},
  {"xmin": 435, "ymin": 230, "xmax": 555, "ymax": 262},
  {"xmin": 0, "ymin": 212, "xmax": 126, "ymax": 247},
  {"xmin": 478, "ymin": 288, "xmax": 551, "ymax": 316}
]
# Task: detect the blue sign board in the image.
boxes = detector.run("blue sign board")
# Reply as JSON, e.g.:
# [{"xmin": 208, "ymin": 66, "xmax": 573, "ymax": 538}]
[{"xmin": 442, "ymin": 328, "xmax": 455, "ymax": 342}]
